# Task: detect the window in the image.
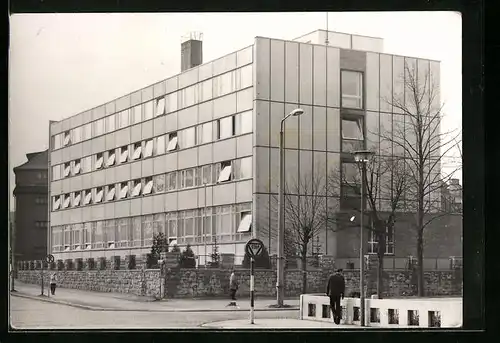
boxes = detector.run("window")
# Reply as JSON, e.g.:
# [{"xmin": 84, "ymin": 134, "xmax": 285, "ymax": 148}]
[
  {"xmin": 341, "ymin": 70, "xmax": 363, "ymax": 109},
  {"xmin": 155, "ymin": 135, "xmax": 165, "ymax": 155},
  {"xmin": 237, "ymin": 212, "xmax": 252, "ymax": 233},
  {"xmin": 132, "ymin": 142, "xmax": 142, "ymax": 160},
  {"xmin": 95, "ymin": 153, "xmax": 104, "ymax": 170},
  {"xmin": 53, "ymin": 196, "xmax": 61, "ymax": 210},
  {"xmin": 131, "ymin": 179, "xmax": 142, "ymax": 197},
  {"xmin": 133, "ymin": 105, "xmax": 142, "ymax": 124},
  {"xmin": 342, "ymin": 118, "xmax": 364, "ymax": 140},
  {"xmin": 83, "ymin": 189, "xmax": 92, "ymax": 205},
  {"xmin": 234, "ymin": 157, "xmax": 252, "ymax": 180},
  {"xmin": 144, "ymin": 100, "xmax": 153, "ymax": 120},
  {"xmin": 117, "ymin": 218, "xmax": 130, "ymax": 247},
  {"xmin": 72, "ymin": 127, "xmax": 82, "ymax": 143},
  {"xmin": 144, "ymin": 139, "xmax": 154, "ymax": 158},
  {"xmin": 181, "ymin": 168, "xmax": 195, "ymax": 188},
  {"xmin": 197, "ymin": 122, "xmax": 213, "ymax": 145},
  {"xmin": 105, "ymin": 219, "xmax": 116, "ymax": 248},
  {"xmin": 218, "ymin": 161, "xmax": 232, "ymax": 183},
  {"xmin": 94, "ymin": 119, "xmax": 104, "ymax": 136},
  {"xmin": 106, "ymin": 149, "xmax": 116, "ymax": 167},
  {"xmin": 83, "ymin": 123, "xmax": 92, "ymax": 140},
  {"xmin": 143, "ymin": 215, "xmax": 154, "ymax": 246},
  {"xmin": 72, "ymin": 224, "xmax": 82, "ymax": 250},
  {"xmin": 63, "ymin": 130, "xmax": 71, "ymax": 146},
  {"xmin": 82, "ymin": 156, "xmax": 92, "ymax": 173},
  {"xmin": 63, "ymin": 162, "xmax": 71, "ymax": 177},
  {"xmin": 180, "ymin": 85, "xmax": 198, "ymax": 108},
  {"xmin": 52, "ymin": 226, "xmax": 63, "ymax": 252},
  {"xmin": 118, "ymin": 109, "xmax": 129, "ymax": 129},
  {"xmin": 35, "ymin": 197, "xmax": 47, "ymax": 205},
  {"xmin": 201, "ymin": 165, "xmax": 212, "ymax": 185},
  {"xmin": 153, "ymin": 174, "xmax": 165, "ymax": 193},
  {"xmin": 180, "ymin": 127, "xmax": 196, "ymax": 149},
  {"xmin": 166, "ymin": 92, "xmax": 178, "ymax": 113},
  {"xmin": 153, "ymin": 213, "xmax": 165, "ymax": 236},
  {"xmin": 235, "ymin": 110, "xmax": 252, "ymax": 135},
  {"xmin": 83, "ymin": 222, "xmax": 92, "ymax": 249},
  {"xmin": 119, "ymin": 182, "xmax": 129, "ymax": 199},
  {"xmin": 106, "ymin": 114, "xmax": 116, "ymax": 133},
  {"xmin": 73, "ymin": 159, "xmax": 81, "ymax": 175},
  {"xmin": 106, "ymin": 184, "xmax": 116, "ymax": 201},
  {"xmin": 218, "ymin": 116, "xmax": 235, "ymax": 139},
  {"xmin": 64, "ymin": 225, "xmax": 71, "ymax": 251},
  {"xmin": 119, "ymin": 146, "xmax": 128, "ymax": 163},
  {"xmin": 143, "ymin": 177, "xmax": 153, "ymax": 195},
  {"xmin": 63, "ymin": 193, "xmax": 71, "ymax": 209},
  {"xmin": 341, "ymin": 162, "xmax": 360, "ymax": 196},
  {"xmin": 216, "ymin": 206, "xmax": 233, "ymax": 240},
  {"xmin": 53, "ymin": 134, "xmax": 62, "ymax": 150},
  {"xmin": 92, "ymin": 221, "xmax": 104, "ymax": 249},
  {"xmin": 167, "ymin": 132, "xmax": 178, "ymax": 151},
  {"xmin": 131, "ymin": 216, "xmax": 142, "ymax": 247},
  {"xmin": 167, "ymin": 213, "xmax": 178, "ymax": 240},
  {"xmin": 166, "ymin": 172, "xmax": 177, "ymax": 191},
  {"xmin": 214, "ymin": 71, "xmax": 236, "ymax": 97},
  {"xmin": 52, "ymin": 165, "xmax": 61, "ymax": 180},
  {"xmin": 368, "ymin": 222, "xmax": 394, "ymax": 255},
  {"xmin": 199, "ymin": 79, "xmax": 212, "ymax": 102},
  {"xmin": 183, "ymin": 211, "xmax": 196, "ymax": 242},
  {"xmin": 237, "ymin": 65, "xmax": 253, "ymax": 90},
  {"xmin": 73, "ymin": 191, "xmax": 81, "ymax": 207},
  {"xmin": 155, "ymin": 97, "xmax": 166, "ymax": 117},
  {"xmin": 95, "ymin": 187, "xmax": 104, "ymax": 203}
]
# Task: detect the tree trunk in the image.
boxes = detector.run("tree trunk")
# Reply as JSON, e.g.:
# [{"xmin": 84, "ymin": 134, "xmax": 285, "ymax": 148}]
[
  {"xmin": 301, "ymin": 244, "xmax": 308, "ymax": 295},
  {"xmin": 417, "ymin": 232, "xmax": 424, "ymax": 296}
]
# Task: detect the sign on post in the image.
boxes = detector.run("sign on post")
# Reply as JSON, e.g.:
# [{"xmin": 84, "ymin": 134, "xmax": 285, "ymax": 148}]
[
  {"xmin": 245, "ymin": 238, "xmax": 264, "ymax": 325},
  {"xmin": 46, "ymin": 254, "xmax": 55, "ymax": 264}
]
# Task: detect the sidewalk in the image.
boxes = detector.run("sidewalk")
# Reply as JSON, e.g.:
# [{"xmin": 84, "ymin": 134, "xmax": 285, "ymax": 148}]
[
  {"xmin": 11, "ymin": 282, "xmax": 300, "ymax": 312},
  {"xmin": 201, "ymin": 319, "xmax": 358, "ymax": 329}
]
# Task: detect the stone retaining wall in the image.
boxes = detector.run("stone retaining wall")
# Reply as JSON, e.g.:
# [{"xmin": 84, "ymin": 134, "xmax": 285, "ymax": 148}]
[{"xmin": 17, "ymin": 267, "xmax": 462, "ymax": 299}]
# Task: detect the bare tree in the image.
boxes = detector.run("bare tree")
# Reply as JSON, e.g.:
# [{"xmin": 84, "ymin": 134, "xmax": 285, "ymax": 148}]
[
  {"xmin": 327, "ymin": 155, "xmax": 408, "ymax": 298},
  {"xmin": 272, "ymin": 171, "xmax": 328, "ymax": 294},
  {"xmin": 381, "ymin": 61, "xmax": 461, "ymax": 296}
]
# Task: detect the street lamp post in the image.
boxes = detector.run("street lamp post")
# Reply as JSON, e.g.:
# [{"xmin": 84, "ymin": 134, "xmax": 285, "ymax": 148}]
[
  {"xmin": 277, "ymin": 108, "xmax": 304, "ymax": 307},
  {"xmin": 353, "ymin": 150, "xmax": 374, "ymax": 327},
  {"xmin": 203, "ymin": 182, "xmax": 207, "ymax": 268}
]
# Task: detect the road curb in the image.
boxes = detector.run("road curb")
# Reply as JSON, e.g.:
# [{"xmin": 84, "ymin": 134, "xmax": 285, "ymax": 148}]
[{"xmin": 11, "ymin": 292, "xmax": 299, "ymax": 313}]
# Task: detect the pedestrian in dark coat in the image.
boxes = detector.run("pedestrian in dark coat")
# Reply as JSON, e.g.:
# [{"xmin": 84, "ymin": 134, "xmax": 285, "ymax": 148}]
[
  {"xmin": 50, "ymin": 273, "xmax": 57, "ymax": 295},
  {"xmin": 228, "ymin": 270, "xmax": 239, "ymax": 307},
  {"xmin": 326, "ymin": 269, "xmax": 345, "ymax": 324}
]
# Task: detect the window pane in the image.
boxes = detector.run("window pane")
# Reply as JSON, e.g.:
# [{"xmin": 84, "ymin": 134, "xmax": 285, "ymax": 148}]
[
  {"xmin": 200, "ymin": 79, "xmax": 212, "ymax": 102},
  {"xmin": 342, "ymin": 70, "xmax": 363, "ymax": 109},
  {"xmin": 143, "ymin": 178, "xmax": 153, "ymax": 194},
  {"xmin": 153, "ymin": 174, "xmax": 165, "ymax": 193},
  {"xmin": 185, "ymin": 169, "xmax": 194, "ymax": 188},
  {"xmin": 107, "ymin": 150, "xmax": 116, "ymax": 167},
  {"xmin": 120, "ymin": 146, "xmax": 128, "ymax": 163},
  {"xmin": 202, "ymin": 122, "xmax": 212, "ymax": 144},
  {"xmin": 94, "ymin": 119, "xmax": 104, "ymax": 136},
  {"xmin": 133, "ymin": 143, "xmax": 142, "ymax": 160},
  {"xmin": 73, "ymin": 127, "xmax": 82, "ymax": 143},
  {"xmin": 144, "ymin": 139, "xmax": 154, "ymax": 157},
  {"xmin": 239, "ymin": 157, "xmax": 252, "ymax": 179},
  {"xmin": 73, "ymin": 192, "xmax": 81, "ymax": 207},
  {"xmin": 155, "ymin": 97, "xmax": 166, "ymax": 117},
  {"xmin": 133, "ymin": 105, "xmax": 142, "ymax": 124},
  {"xmin": 73, "ymin": 159, "xmax": 81, "ymax": 175},
  {"xmin": 106, "ymin": 114, "xmax": 116, "ymax": 133},
  {"xmin": 342, "ymin": 119, "xmax": 364, "ymax": 140},
  {"xmin": 218, "ymin": 164, "xmax": 232, "ymax": 182},
  {"xmin": 131, "ymin": 216, "xmax": 142, "ymax": 246},
  {"xmin": 63, "ymin": 131, "xmax": 71, "ymax": 146},
  {"xmin": 144, "ymin": 101, "xmax": 153, "ymax": 120},
  {"xmin": 52, "ymin": 165, "xmax": 61, "ymax": 180},
  {"xmin": 143, "ymin": 215, "xmax": 153, "ymax": 245},
  {"xmin": 219, "ymin": 116, "xmax": 234, "ymax": 139},
  {"xmin": 236, "ymin": 110, "xmax": 252, "ymax": 135},
  {"xmin": 53, "ymin": 134, "xmax": 61, "ymax": 149},
  {"xmin": 95, "ymin": 187, "xmax": 104, "ymax": 203},
  {"xmin": 131, "ymin": 179, "xmax": 142, "ymax": 196},
  {"xmin": 237, "ymin": 213, "xmax": 252, "ymax": 232},
  {"xmin": 155, "ymin": 135, "xmax": 165, "ymax": 155},
  {"xmin": 167, "ymin": 92, "xmax": 178, "ymax": 113},
  {"xmin": 106, "ymin": 185, "xmax": 116, "ymax": 201},
  {"xmin": 119, "ymin": 109, "xmax": 129, "ymax": 128},
  {"xmin": 342, "ymin": 162, "xmax": 360, "ymax": 183},
  {"xmin": 153, "ymin": 213, "xmax": 165, "ymax": 235},
  {"xmin": 119, "ymin": 183, "xmax": 129, "ymax": 199},
  {"xmin": 167, "ymin": 172, "xmax": 177, "ymax": 190},
  {"xmin": 181, "ymin": 128, "xmax": 195, "ymax": 149},
  {"xmin": 167, "ymin": 133, "xmax": 178, "ymax": 151},
  {"xmin": 84, "ymin": 190, "xmax": 92, "ymax": 205},
  {"xmin": 238, "ymin": 65, "xmax": 253, "ymax": 90}
]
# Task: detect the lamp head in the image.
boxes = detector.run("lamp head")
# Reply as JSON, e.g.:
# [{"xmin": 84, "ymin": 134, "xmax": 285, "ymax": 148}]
[
  {"xmin": 290, "ymin": 108, "xmax": 304, "ymax": 117},
  {"xmin": 353, "ymin": 150, "xmax": 374, "ymax": 163},
  {"xmin": 350, "ymin": 215, "xmax": 356, "ymax": 222}
]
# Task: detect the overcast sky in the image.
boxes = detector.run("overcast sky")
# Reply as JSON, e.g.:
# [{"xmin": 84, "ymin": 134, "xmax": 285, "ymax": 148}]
[{"xmin": 8, "ymin": 12, "xmax": 462, "ymax": 210}]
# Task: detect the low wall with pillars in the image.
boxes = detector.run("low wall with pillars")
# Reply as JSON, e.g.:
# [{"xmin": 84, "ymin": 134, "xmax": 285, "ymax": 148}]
[{"xmin": 299, "ymin": 294, "xmax": 462, "ymax": 328}]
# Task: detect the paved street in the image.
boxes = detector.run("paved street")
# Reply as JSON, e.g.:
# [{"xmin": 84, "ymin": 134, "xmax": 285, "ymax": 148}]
[{"xmin": 10, "ymin": 296, "xmax": 303, "ymax": 329}]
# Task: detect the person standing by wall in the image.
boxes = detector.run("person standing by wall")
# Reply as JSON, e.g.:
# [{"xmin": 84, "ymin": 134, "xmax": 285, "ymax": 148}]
[
  {"xmin": 50, "ymin": 272, "xmax": 57, "ymax": 295},
  {"xmin": 326, "ymin": 269, "xmax": 346, "ymax": 324},
  {"xmin": 227, "ymin": 269, "xmax": 239, "ymax": 307}
]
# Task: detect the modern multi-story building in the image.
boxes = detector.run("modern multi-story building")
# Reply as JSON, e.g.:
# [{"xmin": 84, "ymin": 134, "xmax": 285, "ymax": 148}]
[
  {"xmin": 13, "ymin": 150, "xmax": 49, "ymax": 261},
  {"xmin": 48, "ymin": 29, "xmax": 449, "ymax": 265}
]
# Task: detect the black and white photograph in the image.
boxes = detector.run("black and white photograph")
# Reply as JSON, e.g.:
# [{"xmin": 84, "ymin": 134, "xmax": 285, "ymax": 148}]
[{"xmin": 8, "ymin": 11, "xmax": 464, "ymax": 330}]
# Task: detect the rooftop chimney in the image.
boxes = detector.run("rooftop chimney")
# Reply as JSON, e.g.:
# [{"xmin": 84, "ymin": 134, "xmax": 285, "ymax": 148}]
[{"xmin": 181, "ymin": 32, "xmax": 203, "ymax": 72}]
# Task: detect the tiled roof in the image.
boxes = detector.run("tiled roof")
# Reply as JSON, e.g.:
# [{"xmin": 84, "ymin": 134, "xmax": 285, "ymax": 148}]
[{"xmin": 13, "ymin": 150, "xmax": 48, "ymax": 171}]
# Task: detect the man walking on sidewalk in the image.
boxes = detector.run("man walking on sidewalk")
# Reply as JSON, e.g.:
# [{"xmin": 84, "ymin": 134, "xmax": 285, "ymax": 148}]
[
  {"xmin": 227, "ymin": 269, "xmax": 239, "ymax": 307},
  {"xmin": 50, "ymin": 273, "xmax": 57, "ymax": 295},
  {"xmin": 326, "ymin": 269, "xmax": 345, "ymax": 324}
]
